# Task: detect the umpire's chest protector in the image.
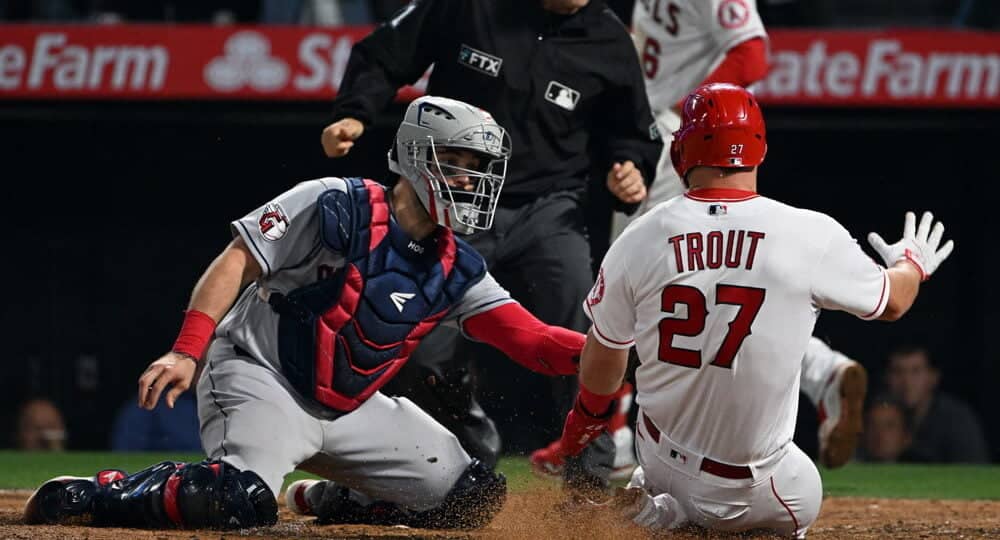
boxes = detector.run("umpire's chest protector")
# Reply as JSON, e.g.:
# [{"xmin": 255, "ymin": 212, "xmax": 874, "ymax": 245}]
[{"xmin": 272, "ymin": 178, "xmax": 486, "ymax": 413}]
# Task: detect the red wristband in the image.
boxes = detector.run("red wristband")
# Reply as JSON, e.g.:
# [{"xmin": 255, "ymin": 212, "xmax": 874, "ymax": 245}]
[
  {"xmin": 577, "ymin": 384, "xmax": 616, "ymax": 418},
  {"xmin": 171, "ymin": 309, "xmax": 217, "ymax": 361},
  {"xmin": 559, "ymin": 384, "xmax": 619, "ymax": 457}
]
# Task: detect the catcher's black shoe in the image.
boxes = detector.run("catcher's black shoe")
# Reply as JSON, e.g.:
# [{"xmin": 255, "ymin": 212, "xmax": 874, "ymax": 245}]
[{"xmin": 23, "ymin": 470, "xmax": 125, "ymax": 525}]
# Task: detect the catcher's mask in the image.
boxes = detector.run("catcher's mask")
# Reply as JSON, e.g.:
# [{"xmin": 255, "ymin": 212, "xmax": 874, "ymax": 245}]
[{"xmin": 389, "ymin": 96, "xmax": 511, "ymax": 234}]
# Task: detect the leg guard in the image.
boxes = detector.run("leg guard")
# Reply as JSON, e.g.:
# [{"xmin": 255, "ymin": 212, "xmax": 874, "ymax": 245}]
[
  {"xmin": 410, "ymin": 458, "xmax": 507, "ymax": 529},
  {"xmin": 311, "ymin": 459, "xmax": 507, "ymax": 529},
  {"xmin": 27, "ymin": 460, "xmax": 277, "ymax": 529}
]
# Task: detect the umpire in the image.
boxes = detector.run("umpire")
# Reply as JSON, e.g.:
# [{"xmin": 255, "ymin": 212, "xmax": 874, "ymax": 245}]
[{"xmin": 321, "ymin": 0, "xmax": 662, "ymax": 468}]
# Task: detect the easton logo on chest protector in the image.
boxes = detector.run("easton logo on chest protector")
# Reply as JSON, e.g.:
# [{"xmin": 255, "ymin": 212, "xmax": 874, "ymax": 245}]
[
  {"xmin": 389, "ymin": 292, "xmax": 415, "ymax": 312},
  {"xmin": 272, "ymin": 178, "xmax": 487, "ymax": 414}
]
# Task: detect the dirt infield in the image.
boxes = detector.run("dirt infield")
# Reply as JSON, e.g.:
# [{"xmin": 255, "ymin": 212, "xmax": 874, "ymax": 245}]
[{"xmin": 2, "ymin": 488, "xmax": 998, "ymax": 539}]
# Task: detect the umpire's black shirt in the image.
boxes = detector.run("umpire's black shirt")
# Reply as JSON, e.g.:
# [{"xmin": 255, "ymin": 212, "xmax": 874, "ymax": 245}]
[{"xmin": 331, "ymin": 0, "xmax": 663, "ymax": 209}]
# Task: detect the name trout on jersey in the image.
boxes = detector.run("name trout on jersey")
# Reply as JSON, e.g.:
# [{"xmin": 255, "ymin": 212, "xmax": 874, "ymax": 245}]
[{"xmin": 668, "ymin": 230, "xmax": 765, "ymax": 272}]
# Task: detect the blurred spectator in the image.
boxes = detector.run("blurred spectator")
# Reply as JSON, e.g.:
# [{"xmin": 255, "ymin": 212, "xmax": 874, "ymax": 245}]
[
  {"xmin": 0, "ymin": 0, "xmax": 77, "ymax": 20},
  {"xmin": 954, "ymin": 0, "xmax": 1000, "ymax": 29},
  {"xmin": 110, "ymin": 392, "xmax": 201, "ymax": 452},
  {"xmin": 260, "ymin": 0, "xmax": 375, "ymax": 25},
  {"xmin": 758, "ymin": 0, "xmax": 835, "ymax": 27},
  {"xmin": 16, "ymin": 398, "xmax": 66, "ymax": 451},
  {"xmin": 886, "ymin": 345, "xmax": 989, "ymax": 463},
  {"xmin": 859, "ymin": 395, "xmax": 912, "ymax": 463}
]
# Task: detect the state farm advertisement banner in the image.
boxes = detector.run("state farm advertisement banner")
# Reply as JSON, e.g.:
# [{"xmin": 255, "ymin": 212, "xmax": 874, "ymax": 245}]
[
  {"xmin": 752, "ymin": 30, "xmax": 1000, "ymax": 107},
  {"xmin": 0, "ymin": 25, "xmax": 997, "ymax": 107},
  {"xmin": 0, "ymin": 24, "xmax": 424, "ymax": 100}
]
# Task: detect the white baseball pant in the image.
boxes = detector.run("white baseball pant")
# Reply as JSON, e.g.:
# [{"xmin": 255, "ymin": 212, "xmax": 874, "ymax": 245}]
[
  {"xmin": 196, "ymin": 337, "xmax": 472, "ymax": 509},
  {"xmin": 629, "ymin": 411, "xmax": 822, "ymax": 538}
]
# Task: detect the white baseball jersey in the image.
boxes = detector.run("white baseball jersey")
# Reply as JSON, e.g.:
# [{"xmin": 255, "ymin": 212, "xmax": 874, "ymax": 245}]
[
  {"xmin": 218, "ymin": 177, "xmax": 513, "ymax": 374},
  {"xmin": 632, "ymin": 0, "xmax": 767, "ymax": 114},
  {"xmin": 585, "ymin": 189, "xmax": 888, "ymax": 465}
]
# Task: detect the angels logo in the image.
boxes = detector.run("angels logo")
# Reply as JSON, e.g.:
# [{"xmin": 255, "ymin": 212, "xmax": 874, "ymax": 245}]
[
  {"xmin": 587, "ymin": 267, "xmax": 606, "ymax": 307},
  {"xmin": 717, "ymin": 0, "xmax": 750, "ymax": 29},
  {"xmin": 259, "ymin": 202, "xmax": 289, "ymax": 241}
]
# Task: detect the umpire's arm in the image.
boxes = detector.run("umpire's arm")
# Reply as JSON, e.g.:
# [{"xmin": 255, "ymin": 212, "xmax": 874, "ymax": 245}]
[
  {"xmin": 596, "ymin": 42, "xmax": 663, "ymax": 215},
  {"xmin": 331, "ymin": 0, "xmax": 452, "ymax": 129}
]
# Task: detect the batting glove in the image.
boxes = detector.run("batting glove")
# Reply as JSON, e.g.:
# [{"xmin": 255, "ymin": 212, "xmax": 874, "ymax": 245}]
[
  {"xmin": 559, "ymin": 393, "xmax": 615, "ymax": 458},
  {"xmin": 867, "ymin": 211, "xmax": 954, "ymax": 281}
]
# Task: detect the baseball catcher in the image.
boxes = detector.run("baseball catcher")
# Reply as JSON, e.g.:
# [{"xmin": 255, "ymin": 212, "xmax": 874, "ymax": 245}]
[{"xmin": 24, "ymin": 96, "xmax": 584, "ymax": 530}]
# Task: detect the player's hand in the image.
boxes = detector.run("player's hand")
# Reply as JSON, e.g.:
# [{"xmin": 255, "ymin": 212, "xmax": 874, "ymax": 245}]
[
  {"xmin": 613, "ymin": 487, "xmax": 681, "ymax": 530},
  {"xmin": 606, "ymin": 161, "xmax": 646, "ymax": 204},
  {"xmin": 321, "ymin": 117, "xmax": 365, "ymax": 157},
  {"xmin": 867, "ymin": 211, "xmax": 955, "ymax": 281},
  {"xmin": 138, "ymin": 352, "xmax": 198, "ymax": 410},
  {"xmin": 559, "ymin": 398, "xmax": 614, "ymax": 458}
]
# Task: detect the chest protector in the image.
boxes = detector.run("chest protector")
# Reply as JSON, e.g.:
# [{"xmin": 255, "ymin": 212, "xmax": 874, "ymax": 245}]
[{"xmin": 272, "ymin": 178, "xmax": 486, "ymax": 413}]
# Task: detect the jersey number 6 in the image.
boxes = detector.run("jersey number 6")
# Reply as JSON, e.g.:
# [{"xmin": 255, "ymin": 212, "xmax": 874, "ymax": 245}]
[{"xmin": 657, "ymin": 284, "xmax": 765, "ymax": 369}]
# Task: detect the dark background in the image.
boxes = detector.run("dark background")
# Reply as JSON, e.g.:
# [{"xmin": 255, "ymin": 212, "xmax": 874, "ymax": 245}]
[{"xmin": 0, "ymin": 99, "xmax": 996, "ymax": 461}]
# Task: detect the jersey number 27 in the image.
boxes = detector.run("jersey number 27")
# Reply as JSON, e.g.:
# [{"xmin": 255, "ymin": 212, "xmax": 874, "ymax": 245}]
[{"xmin": 658, "ymin": 284, "xmax": 765, "ymax": 369}]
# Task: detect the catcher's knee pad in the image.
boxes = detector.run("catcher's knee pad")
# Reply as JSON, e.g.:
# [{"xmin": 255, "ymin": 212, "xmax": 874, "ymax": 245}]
[
  {"xmin": 311, "ymin": 460, "xmax": 505, "ymax": 529},
  {"xmin": 91, "ymin": 459, "xmax": 277, "ymax": 529},
  {"xmin": 169, "ymin": 460, "xmax": 278, "ymax": 529},
  {"xmin": 411, "ymin": 459, "xmax": 507, "ymax": 529}
]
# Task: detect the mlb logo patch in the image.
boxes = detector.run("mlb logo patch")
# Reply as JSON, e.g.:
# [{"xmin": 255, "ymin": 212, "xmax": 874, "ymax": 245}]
[
  {"xmin": 545, "ymin": 81, "xmax": 580, "ymax": 111},
  {"xmin": 709, "ymin": 204, "xmax": 728, "ymax": 216},
  {"xmin": 669, "ymin": 449, "xmax": 688, "ymax": 464},
  {"xmin": 458, "ymin": 44, "xmax": 503, "ymax": 77}
]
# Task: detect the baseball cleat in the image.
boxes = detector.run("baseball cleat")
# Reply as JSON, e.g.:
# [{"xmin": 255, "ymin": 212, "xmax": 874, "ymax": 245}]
[
  {"xmin": 607, "ymin": 382, "xmax": 636, "ymax": 481},
  {"xmin": 529, "ymin": 439, "xmax": 565, "ymax": 477},
  {"xmin": 609, "ymin": 425, "xmax": 637, "ymax": 481},
  {"xmin": 817, "ymin": 361, "xmax": 867, "ymax": 468},
  {"xmin": 285, "ymin": 479, "xmax": 321, "ymax": 515},
  {"xmin": 23, "ymin": 469, "xmax": 124, "ymax": 525},
  {"xmin": 23, "ymin": 476, "xmax": 96, "ymax": 525}
]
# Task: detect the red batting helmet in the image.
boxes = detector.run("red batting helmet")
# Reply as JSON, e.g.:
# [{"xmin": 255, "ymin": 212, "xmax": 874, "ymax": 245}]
[{"xmin": 670, "ymin": 83, "xmax": 767, "ymax": 181}]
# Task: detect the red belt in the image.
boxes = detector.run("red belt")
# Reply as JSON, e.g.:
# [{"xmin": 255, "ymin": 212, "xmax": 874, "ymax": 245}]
[{"xmin": 641, "ymin": 412, "xmax": 753, "ymax": 480}]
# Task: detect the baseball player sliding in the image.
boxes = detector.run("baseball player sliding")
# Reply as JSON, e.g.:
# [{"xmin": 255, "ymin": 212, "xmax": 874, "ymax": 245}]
[
  {"xmin": 555, "ymin": 83, "xmax": 954, "ymax": 537},
  {"xmin": 536, "ymin": 0, "xmax": 865, "ymax": 481},
  {"xmin": 23, "ymin": 96, "xmax": 586, "ymax": 530}
]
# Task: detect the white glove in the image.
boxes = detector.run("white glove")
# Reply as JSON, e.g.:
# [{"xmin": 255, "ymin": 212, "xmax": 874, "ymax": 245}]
[{"xmin": 867, "ymin": 211, "xmax": 954, "ymax": 281}]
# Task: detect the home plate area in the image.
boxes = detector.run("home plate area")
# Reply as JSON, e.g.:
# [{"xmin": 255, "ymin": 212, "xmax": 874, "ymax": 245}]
[{"xmin": 2, "ymin": 488, "xmax": 999, "ymax": 539}]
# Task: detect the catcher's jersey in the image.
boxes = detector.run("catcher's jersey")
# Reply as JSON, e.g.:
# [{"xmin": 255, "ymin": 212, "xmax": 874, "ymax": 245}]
[
  {"xmin": 217, "ymin": 178, "xmax": 512, "ymax": 375},
  {"xmin": 632, "ymin": 0, "xmax": 767, "ymax": 113},
  {"xmin": 585, "ymin": 189, "xmax": 889, "ymax": 465}
]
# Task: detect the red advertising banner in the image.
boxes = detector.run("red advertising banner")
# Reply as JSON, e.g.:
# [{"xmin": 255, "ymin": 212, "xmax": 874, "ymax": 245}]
[
  {"xmin": 0, "ymin": 25, "xmax": 997, "ymax": 107},
  {"xmin": 752, "ymin": 29, "xmax": 1000, "ymax": 107}
]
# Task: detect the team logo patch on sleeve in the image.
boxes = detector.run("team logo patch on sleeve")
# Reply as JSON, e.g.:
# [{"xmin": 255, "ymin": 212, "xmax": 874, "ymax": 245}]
[
  {"xmin": 458, "ymin": 44, "xmax": 503, "ymax": 77},
  {"xmin": 587, "ymin": 268, "xmax": 606, "ymax": 307},
  {"xmin": 545, "ymin": 81, "xmax": 580, "ymax": 111},
  {"xmin": 258, "ymin": 202, "xmax": 289, "ymax": 241},
  {"xmin": 717, "ymin": 0, "xmax": 750, "ymax": 29}
]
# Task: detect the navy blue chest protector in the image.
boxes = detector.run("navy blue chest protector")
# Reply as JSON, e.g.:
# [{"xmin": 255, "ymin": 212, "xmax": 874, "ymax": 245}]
[{"xmin": 271, "ymin": 178, "xmax": 487, "ymax": 413}]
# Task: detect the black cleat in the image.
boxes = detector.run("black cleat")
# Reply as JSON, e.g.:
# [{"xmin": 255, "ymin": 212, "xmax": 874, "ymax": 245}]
[{"xmin": 23, "ymin": 476, "xmax": 97, "ymax": 525}]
